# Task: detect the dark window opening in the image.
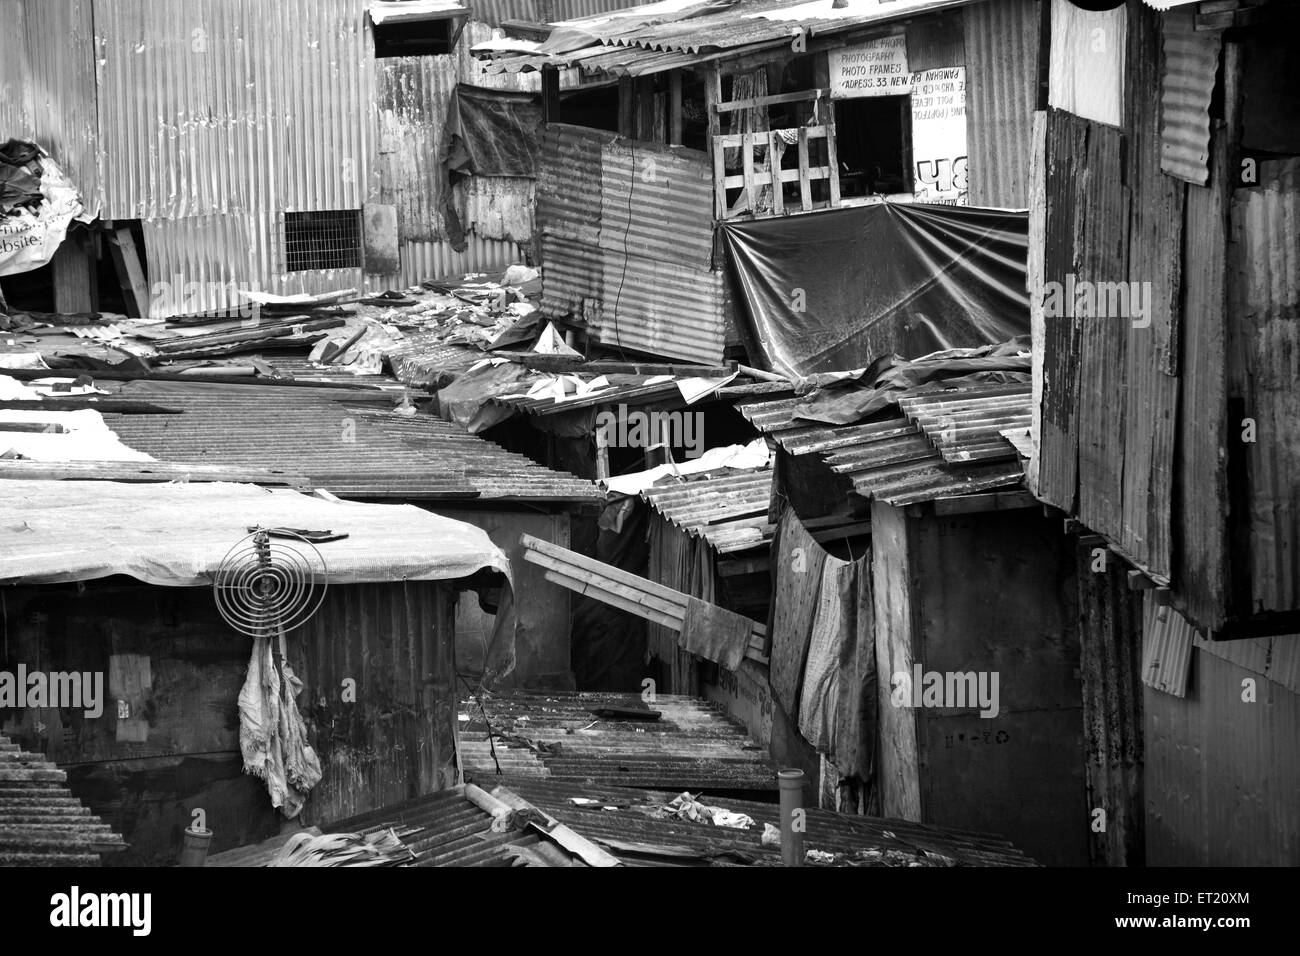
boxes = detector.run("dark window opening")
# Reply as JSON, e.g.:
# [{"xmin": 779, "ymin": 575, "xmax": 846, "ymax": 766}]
[
  {"xmin": 372, "ymin": 18, "xmax": 458, "ymax": 58},
  {"xmin": 281, "ymin": 210, "xmax": 362, "ymax": 272},
  {"xmin": 833, "ymin": 94, "xmax": 911, "ymax": 197},
  {"xmin": 556, "ymin": 84, "xmax": 620, "ymax": 133}
]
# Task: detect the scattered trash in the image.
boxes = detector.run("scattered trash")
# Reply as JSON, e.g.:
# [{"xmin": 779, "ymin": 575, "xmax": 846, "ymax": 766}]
[{"xmin": 661, "ymin": 792, "xmax": 755, "ymax": 829}]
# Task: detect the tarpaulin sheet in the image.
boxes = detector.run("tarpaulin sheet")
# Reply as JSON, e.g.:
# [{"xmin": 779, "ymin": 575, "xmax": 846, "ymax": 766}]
[
  {"xmin": 0, "ymin": 479, "xmax": 511, "ymax": 587},
  {"xmin": 440, "ymin": 84, "xmax": 543, "ymax": 250},
  {"xmin": 721, "ymin": 201, "xmax": 1030, "ymax": 377}
]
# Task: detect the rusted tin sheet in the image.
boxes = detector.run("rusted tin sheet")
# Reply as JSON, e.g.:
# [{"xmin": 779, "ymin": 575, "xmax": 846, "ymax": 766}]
[
  {"xmin": 1141, "ymin": 594, "xmax": 1196, "ymax": 698},
  {"xmin": 1229, "ymin": 156, "xmax": 1300, "ymax": 617},
  {"xmin": 642, "ymin": 468, "xmax": 775, "ymax": 554},
  {"xmin": 1159, "ymin": 12, "xmax": 1222, "ymax": 186}
]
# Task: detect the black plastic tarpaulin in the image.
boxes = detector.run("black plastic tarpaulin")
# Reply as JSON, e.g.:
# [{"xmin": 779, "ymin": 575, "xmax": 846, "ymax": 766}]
[
  {"xmin": 720, "ymin": 201, "xmax": 1030, "ymax": 377},
  {"xmin": 440, "ymin": 84, "xmax": 543, "ymax": 250}
]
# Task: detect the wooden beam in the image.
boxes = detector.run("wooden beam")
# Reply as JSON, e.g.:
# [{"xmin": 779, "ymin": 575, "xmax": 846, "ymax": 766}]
[{"xmin": 541, "ymin": 65, "xmax": 560, "ymax": 125}]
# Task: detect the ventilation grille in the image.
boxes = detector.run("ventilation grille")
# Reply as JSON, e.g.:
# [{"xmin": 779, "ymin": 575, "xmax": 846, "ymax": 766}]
[{"xmin": 280, "ymin": 210, "xmax": 362, "ymax": 272}]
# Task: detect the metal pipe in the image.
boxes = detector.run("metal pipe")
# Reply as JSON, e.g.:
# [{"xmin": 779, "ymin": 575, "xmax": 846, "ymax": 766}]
[
  {"xmin": 778, "ymin": 768, "xmax": 804, "ymax": 866},
  {"xmin": 178, "ymin": 826, "xmax": 212, "ymax": 867}
]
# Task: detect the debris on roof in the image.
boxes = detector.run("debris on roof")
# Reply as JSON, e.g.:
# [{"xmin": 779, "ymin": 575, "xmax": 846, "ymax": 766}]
[{"xmin": 459, "ymin": 690, "xmax": 777, "ymax": 791}]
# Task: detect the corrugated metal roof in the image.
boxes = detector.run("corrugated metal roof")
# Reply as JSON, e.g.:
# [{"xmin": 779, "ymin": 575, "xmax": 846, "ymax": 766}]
[
  {"xmin": 460, "ymin": 690, "xmax": 778, "ymax": 791},
  {"xmin": 0, "ymin": 734, "xmax": 127, "ymax": 866},
  {"xmin": 492, "ymin": 779, "xmax": 1038, "ymax": 866},
  {"xmin": 307, "ymin": 775, "xmax": 1035, "ymax": 866},
  {"xmin": 1159, "ymin": 13, "xmax": 1222, "ymax": 186},
  {"xmin": 97, "ymin": 379, "xmax": 602, "ymax": 501},
  {"xmin": 491, "ymin": 375, "xmax": 685, "ymax": 416},
  {"xmin": 738, "ymin": 382, "xmax": 1030, "ymax": 506},
  {"xmin": 641, "ymin": 468, "xmax": 775, "ymax": 554}
]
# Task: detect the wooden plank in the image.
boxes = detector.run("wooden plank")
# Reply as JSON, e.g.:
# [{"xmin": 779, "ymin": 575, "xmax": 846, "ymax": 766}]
[
  {"xmin": 931, "ymin": 490, "xmax": 1039, "ymax": 515},
  {"xmin": 768, "ymin": 130, "xmax": 785, "ymax": 216},
  {"xmin": 106, "ymin": 227, "xmax": 149, "ymax": 318},
  {"xmin": 798, "ymin": 128, "xmax": 812, "ymax": 211},
  {"xmin": 706, "ymin": 66, "xmax": 725, "ymax": 221},
  {"xmin": 825, "ymin": 120, "xmax": 841, "ymax": 207},
  {"xmin": 0, "ymin": 460, "xmax": 311, "ymax": 488},
  {"xmin": 714, "ymin": 88, "xmax": 830, "ymax": 113},
  {"xmin": 741, "ymin": 130, "xmax": 755, "ymax": 213}
]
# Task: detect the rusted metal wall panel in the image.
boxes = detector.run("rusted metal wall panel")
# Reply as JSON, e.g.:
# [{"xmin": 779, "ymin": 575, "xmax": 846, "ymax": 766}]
[
  {"xmin": 1174, "ymin": 118, "xmax": 1230, "ymax": 629},
  {"xmin": 95, "ymin": 0, "xmax": 376, "ymax": 220},
  {"xmin": 396, "ymin": 235, "xmax": 522, "ymax": 286},
  {"xmin": 1076, "ymin": 540, "xmax": 1145, "ymax": 866},
  {"xmin": 299, "ymin": 580, "xmax": 458, "ymax": 825},
  {"xmin": 1230, "ymin": 156, "xmax": 1300, "ymax": 616},
  {"xmin": 1146, "ymin": 648, "xmax": 1300, "ymax": 866},
  {"xmin": 0, "ymin": 0, "xmax": 102, "ymax": 216},
  {"xmin": 905, "ymin": 10, "xmax": 965, "ymax": 72},
  {"xmin": 468, "ymin": 0, "xmax": 643, "ymax": 29},
  {"xmin": 1159, "ymin": 12, "xmax": 1221, "ymax": 187},
  {"xmin": 964, "ymin": 0, "xmax": 1037, "ymax": 209},
  {"xmin": 600, "ymin": 139, "xmax": 715, "ymax": 267}
]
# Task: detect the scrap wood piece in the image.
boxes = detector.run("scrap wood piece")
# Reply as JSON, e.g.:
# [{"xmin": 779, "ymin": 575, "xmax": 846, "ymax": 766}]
[
  {"xmin": 490, "ymin": 786, "xmax": 622, "ymax": 867},
  {"xmin": 520, "ymin": 533, "xmax": 768, "ymax": 664}
]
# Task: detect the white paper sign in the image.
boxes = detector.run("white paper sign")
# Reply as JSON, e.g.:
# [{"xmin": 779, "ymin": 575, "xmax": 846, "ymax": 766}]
[
  {"xmin": 829, "ymin": 35, "xmax": 912, "ymax": 98},
  {"xmin": 910, "ymin": 67, "xmax": 968, "ymax": 204}
]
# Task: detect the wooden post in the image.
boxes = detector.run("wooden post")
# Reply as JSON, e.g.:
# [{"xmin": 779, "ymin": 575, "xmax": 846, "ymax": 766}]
[
  {"xmin": 706, "ymin": 66, "xmax": 724, "ymax": 220},
  {"xmin": 669, "ymin": 70, "xmax": 683, "ymax": 145},
  {"xmin": 541, "ymin": 65, "xmax": 560, "ymax": 125},
  {"xmin": 618, "ymin": 77, "xmax": 635, "ymax": 137}
]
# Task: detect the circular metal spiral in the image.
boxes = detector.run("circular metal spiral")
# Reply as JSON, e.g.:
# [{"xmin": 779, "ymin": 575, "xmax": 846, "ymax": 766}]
[{"xmin": 213, "ymin": 530, "xmax": 328, "ymax": 637}]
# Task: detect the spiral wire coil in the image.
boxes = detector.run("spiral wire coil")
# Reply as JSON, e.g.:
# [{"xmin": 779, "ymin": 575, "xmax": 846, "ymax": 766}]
[{"xmin": 213, "ymin": 530, "xmax": 328, "ymax": 637}]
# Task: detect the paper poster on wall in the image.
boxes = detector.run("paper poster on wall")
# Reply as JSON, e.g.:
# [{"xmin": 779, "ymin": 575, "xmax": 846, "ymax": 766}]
[
  {"xmin": 910, "ymin": 67, "xmax": 968, "ymax": 205},
  {"xmin": 829, "ymin": 35, "xmax": 912, "ymax": 98}
]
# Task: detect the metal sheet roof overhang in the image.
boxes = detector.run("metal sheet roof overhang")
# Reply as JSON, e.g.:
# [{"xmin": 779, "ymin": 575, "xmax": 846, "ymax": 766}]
[{"xmin": 369, "ymin": 0, "xmax": 469, "ymax": 26}]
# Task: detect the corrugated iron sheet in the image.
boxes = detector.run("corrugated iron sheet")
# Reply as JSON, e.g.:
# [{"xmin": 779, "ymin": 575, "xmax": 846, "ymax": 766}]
[
  {"xmin": 1230, "ymin": 156, "xmax": 1300, "ymax": 616},
  {"xmin": 964, "ymin": 0, "xmax": 1038, "ymax": 208},
  {"xmin": 459, "ymin": 691, "xmax": 779, "ymax": 791},
  {"xmin": 98, "ymin": 379, "xmax": 602, "ymax": 501},
  {"xmin": 739, "ymin": 383, "xmax": 1030, "ymax": 506},
  {"xmin": 0, "ymin": 0, "xmax": 101, "ymax": 216},
  {"xmin": 1158, "ymin": 12, "xmax": 1221, "ymax": 186},
  {"xmin": 537, "ymin": 124, "xmax": 725, "ymax": 363},
  {"xmin": 95, "ymin": 0, "xmax": 375, "ymax": 220},
  {"xmin": 1141, "ymin": 595, "xmax": 1196, "ymax": 698},
  {"xmin": 641, "ymin": 468, "xmax": 775, "ymax": 554},
  {"xmin": 1145, "ymin": 647, "xmax": 1300, "ymax": 865},
  {"xmin": 0, "ymin": 734, "xmax": 127, "ymax": 866}
]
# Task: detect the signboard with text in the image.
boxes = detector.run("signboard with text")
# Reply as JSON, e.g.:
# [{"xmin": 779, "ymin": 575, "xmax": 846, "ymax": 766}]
[
  {"xmin": 829, "ymin": 35, "xmax": 912, "ymax": 98},
  {"xmin": 910, "ymin": 67, "xmax": 968, "ymax": 205}
]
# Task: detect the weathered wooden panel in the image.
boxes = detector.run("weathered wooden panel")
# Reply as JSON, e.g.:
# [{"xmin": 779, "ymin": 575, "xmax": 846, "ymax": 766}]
[{"xmin": 1076, "ymin": 540, "xmax": 1145, "ymax": 866}]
